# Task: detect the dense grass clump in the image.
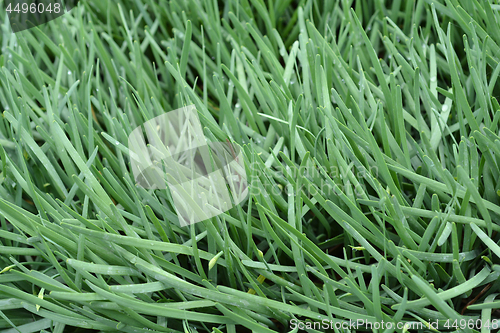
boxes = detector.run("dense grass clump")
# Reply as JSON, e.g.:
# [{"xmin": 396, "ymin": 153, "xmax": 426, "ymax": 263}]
[{"xmin": 0, "ymin": 0, "xmax": 500, "ymax": 332}]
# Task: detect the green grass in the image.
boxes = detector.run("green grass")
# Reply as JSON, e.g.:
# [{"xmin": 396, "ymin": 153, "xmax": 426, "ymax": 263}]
[{"xmin": 0, "ymin": 0, "xmax": 500, "ymax": 332}]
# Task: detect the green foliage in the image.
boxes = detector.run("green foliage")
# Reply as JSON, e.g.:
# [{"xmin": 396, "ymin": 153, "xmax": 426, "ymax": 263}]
[{"xmin": 0, "ymin": 0, "xmax": 500, "ymax": 332}]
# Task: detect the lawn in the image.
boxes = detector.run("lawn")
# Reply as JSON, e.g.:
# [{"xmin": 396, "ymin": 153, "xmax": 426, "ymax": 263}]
[{"xmin": 0, "ymin": 0, "xmax": 500, "ymax": 332}]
